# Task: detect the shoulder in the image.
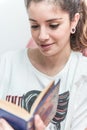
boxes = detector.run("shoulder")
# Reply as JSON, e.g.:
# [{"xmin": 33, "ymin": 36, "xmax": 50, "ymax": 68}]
[
  {"xmin": 73, "ymin": 51, "xmax": 87, "ymax": 65},
  {"xmin": 72, "ymin": 51, "xmax": 87, "ymax": 76},
  {"xmin": 0, "ymin": 48, "xmax": 27, "ymax": 63},
  {"xmin": 0, "ymin": 49, "xmax": 29, "ymax": 75}
]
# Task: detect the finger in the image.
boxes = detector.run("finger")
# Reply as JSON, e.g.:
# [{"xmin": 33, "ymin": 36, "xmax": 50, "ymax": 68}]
[
  {"xmin": 82, "ymin": 48, "xmax": 87, "ymax": 56},
  {"xmin": 0, "ymin": 121, "xmax": 4, "ymax": 130},
  {"xmin": 0, "ymin": 118, "xmax": 14, "ymax": 130},
  {"xmin": 34, "ymin": 115, "xmax": 46, "ymax": 130}
]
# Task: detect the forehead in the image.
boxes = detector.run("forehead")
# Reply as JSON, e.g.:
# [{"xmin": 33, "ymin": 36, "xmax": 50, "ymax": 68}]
[
  {"xmin": 28, "ymin": 0, "xmax": 61, "ymax": 13},
  {"xmin": 28, "ymin": 0, "xmax": 57, "ymax": 7},
  {"xmin": 28, "ymin": 1, "xmax": 69, "ymax": 21}
]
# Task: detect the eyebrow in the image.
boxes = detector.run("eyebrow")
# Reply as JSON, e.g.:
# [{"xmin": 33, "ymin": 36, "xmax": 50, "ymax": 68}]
[{"xmin": 29, "ymin": 18, "xmax": 63, "ymax": 22}]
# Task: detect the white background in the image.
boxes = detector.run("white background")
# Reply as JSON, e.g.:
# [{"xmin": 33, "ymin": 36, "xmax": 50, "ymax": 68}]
[{"xmin": 0, "ymin": 0, "xmax": 31, "ymax": 54}]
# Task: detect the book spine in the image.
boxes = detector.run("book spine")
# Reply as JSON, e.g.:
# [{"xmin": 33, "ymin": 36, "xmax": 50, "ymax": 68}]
[{"xmin": 0, "ymin": 109, "xmax": 27, "ymax": 130}]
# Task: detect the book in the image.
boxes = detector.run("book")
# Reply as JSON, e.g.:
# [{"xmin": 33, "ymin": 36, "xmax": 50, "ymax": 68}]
[{"xmin": 0, "ymin": 79, "xmax": 60, "ymax": 130}]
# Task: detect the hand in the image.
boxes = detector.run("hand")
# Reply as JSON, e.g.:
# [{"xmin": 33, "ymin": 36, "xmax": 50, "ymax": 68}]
[
  {"xmin": 81, "ymin": 49, "xmax": 87, "ymax": 56},
  {"xmin": 34, "ymin": 115, "xmax": 46, "ymax": 130},
  {"xmin": 0, "ymin": 118, "xmax": 14, "ymax": 130}
]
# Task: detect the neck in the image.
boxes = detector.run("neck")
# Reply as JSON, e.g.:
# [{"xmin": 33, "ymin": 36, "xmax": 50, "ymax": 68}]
[
  {"xmin": 40, "ymin": 47, "xmax": 71, "ymax": 68},
  {"xmin": 28, "ymin": 47, "xmax": 72, "ymax": 76}
]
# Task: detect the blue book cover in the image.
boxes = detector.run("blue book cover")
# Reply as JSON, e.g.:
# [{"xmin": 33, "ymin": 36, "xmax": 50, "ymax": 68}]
[{"xmin": 0, "ymin": 79, "xmax": 60, "ymax": 130}]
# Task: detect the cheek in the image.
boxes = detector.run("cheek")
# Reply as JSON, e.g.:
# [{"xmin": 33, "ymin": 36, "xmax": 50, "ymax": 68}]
[
  {"xmin": 31, "ymin": 30, "xmax": 38, "ymax": 40},
  {"xmin": 54, "ymin": 26, "xmax": 71, "ymax": 40}
]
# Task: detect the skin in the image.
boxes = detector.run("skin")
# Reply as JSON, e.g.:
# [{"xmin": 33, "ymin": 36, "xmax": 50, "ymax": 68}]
[
  {"xmin": 0, "ymin": 115, "xmax": 46, "ymax": 130},
  {"xmin": 34, "ymin": 115, "xmax": 46, "ymax": 130},
  {"xmin": 0, "ymin": 118, "xmax": 14, "ymax": 130},
  {"xmin": 81, "ymin": 48, "xmax": 87, "ymax": 56},
  {"xmin": 27, "ymin": 1, "xmax": 80, "ymax": 76},
  {"xmin": 0, "ymin": 1, "xmax": 86, "ymax": 130}
]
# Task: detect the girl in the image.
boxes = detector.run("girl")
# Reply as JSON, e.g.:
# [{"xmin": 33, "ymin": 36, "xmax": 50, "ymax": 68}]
[{"xmin": 0, "ymin": 0, "xmax": 87, "ymax": 129}]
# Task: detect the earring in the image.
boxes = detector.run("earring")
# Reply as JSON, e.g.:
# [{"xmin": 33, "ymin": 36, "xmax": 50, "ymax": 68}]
[{"xmin": 71, "ymin": 28, "xmax": 76, "ymax": 34}]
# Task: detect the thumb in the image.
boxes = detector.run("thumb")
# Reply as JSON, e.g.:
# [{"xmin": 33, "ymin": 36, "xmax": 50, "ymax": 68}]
[
  {"xmin": 34, "ymin": 115, "xmax": 46, "ymax": 130},
  {"xmin": 0, "ymin": 118, "xmax": 14, "ymax": 130}
]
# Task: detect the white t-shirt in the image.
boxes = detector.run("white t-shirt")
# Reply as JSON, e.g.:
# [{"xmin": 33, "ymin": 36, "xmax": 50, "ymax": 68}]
[{"xmin": 0, "ymin": 48, "xmax": 87, "ymax": 130}]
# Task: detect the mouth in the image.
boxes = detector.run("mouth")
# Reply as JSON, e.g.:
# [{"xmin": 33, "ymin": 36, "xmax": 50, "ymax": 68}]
[{"xmin": 40, "ymin": 43, "xmax": 54, "ymax": 50}]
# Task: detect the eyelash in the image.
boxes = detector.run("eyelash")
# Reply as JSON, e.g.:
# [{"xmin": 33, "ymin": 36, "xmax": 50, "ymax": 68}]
[
  {"xmin": 49, "ymin": 24, "xmax": 59, "ymax": 29},
  {"xmin": 31, "ymin": 24, "xmax": 59, "ymax": 30},
  {"xmin": 31, "ymin": 25, "xmax": 39, "ymax": 29}
]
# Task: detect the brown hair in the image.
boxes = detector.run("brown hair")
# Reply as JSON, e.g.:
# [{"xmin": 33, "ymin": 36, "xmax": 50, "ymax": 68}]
[{"xmin": 24, "ymin": 0, "xmax": 87, "ymax": 51}]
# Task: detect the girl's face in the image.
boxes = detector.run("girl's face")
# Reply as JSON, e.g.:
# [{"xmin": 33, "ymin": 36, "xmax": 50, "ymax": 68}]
[{"xmin": 28, "ymin": 1, "xmax": 75, "ymax": 56}]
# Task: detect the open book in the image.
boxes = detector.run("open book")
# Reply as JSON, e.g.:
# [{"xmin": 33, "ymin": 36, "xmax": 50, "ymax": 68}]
[{"xmin": 0, "ymin": 79, "xmax": 60, "ymax": 130}]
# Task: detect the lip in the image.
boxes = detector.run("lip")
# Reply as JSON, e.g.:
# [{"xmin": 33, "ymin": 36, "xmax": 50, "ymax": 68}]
[{"xmin": 40, "ymin": 43, "xmax": 54, "ymax": 50}]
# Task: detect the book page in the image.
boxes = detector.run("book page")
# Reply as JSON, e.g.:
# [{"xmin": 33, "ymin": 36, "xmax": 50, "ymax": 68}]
[{"xmin": 27, "ymin": 80, "xmax": 60, "ymax": 130}]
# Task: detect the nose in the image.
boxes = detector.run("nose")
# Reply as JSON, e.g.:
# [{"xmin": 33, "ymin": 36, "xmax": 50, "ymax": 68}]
[{"xmin": 38, "ymin": 26, "xmax": 49, "ymax": 41}]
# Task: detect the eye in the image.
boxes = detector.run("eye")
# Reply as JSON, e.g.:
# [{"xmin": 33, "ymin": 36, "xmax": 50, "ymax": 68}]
[
  {"xmin": 49, "ymin": 24, "xmax": 59, "ymax": 29},
  {"xmin": 31, "ymin": 25, "xmax": 39, "ymax": 30}
]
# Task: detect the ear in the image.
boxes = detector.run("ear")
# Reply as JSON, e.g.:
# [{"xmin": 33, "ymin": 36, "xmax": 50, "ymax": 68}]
[{"xmin": 70, "ymin": 13, "xmax": 80, "ymax": 31}]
